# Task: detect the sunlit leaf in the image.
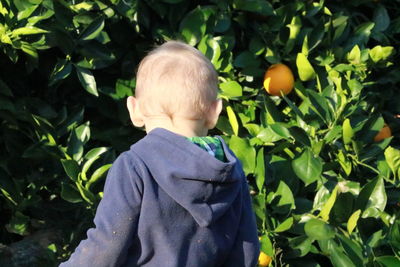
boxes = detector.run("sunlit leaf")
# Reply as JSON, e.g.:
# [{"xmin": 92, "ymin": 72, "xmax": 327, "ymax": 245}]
[
  {"xmin": 304, "ymin": 219, "xmax": 335, "ymax": 240},
  {"xmin": 76, "ymin": 66, "xmax": 98, "ymax": 96},
  {"xmin": 347, "ymin": 209, "xmax": 361, "ymax": 234},
  {"xmin": 292, "ymin": 149, "xmax": 322, "ymax": 186},
  {"xmin": 296, "ymin": 53, "xmax": 316, "ymax": 81}
]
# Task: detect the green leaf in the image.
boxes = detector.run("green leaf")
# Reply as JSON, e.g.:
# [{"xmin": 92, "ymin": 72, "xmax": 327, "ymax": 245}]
[
  {"xmin": 272, "ymin": 180, "xmax": 295, "ymax": 214},
  {"xmin": 270, "ymin": 123, "xmax": 291, "ymax": 139},
  {"xmin": 216, "ymin": 116, "xmax": 234, "ymax": 135},
  {"xmin": 179, "ymin": 7, "xmax": 215, "ymax": 45},
  {"xmin": 373, "ymin": 5, "xmax": 390, "ymax": 32},
  {"xmin": 257, "ymin": 127, "xmax": 284, "ymax": 143},
  {"xmin": 356, "ymin": 177, "xmax": 387, "ymax": 218},
  {"xmin": 337, "ymin": 150, "xmax": 352, "ymax": 176},
  {"xmin": 262, "ymin": 95, "xmax": 283, "ymax": 124},
  {"xmin": 79, "ymin": 17, "xmax": 105, "ymax": 41},
  {"xmin": 67, "ymin": 122, "xmax": 90, "ymax": 161},
  {"xmin": 389, "ymin": 220, "xmax": 400, "ymax": 252},
  {"xmin": 253, "ymin": 193, "xmax": 266, "ymax": 230},
  {"xmin": 384, "ymin": 146, "xmax": 400, "ymax": 179},
  {"xmin": 304, "ymin": 219, "xmax": 335, "ymax": 240},
  {"xmin": 282, "ymin": 94, "xmax": 305, "ymax": 121},
  {"xmin": 357, "ymin": 115, "xmax": 384, "ymax": 143},
  {"xmin": 75, "ymin": 122, "xmax": 90, "ymax": 143},
  {"xmin": 229, "ymin": 136, "xmax": 255, "ymax": 175},
  {"xmin": 347, "ymin": 45, "xmax": 361, "ymax": 64},
  {"xmin": 249, "ymin": 37, "xmax": 265, "ymax": 56},
  {"xmin": 336, "ymin": 234, "xmax": 364, "ymax": 266},
  {"xmin": 233, "ymin": 0, "xmax": 274, "ymax": 15},
  {"xmin": 226, "ymin": 105, "xmax": 239, "ymax": 136},
  {"xmin": 76, "ymin": 182, "xmax": 95, "ymax": 204},
  {"xmin": 319, "ymin": 186, "xmax": 338, "ymax": 222},
  {"xmin": 342, "ymin": 118, "xmax": 354, "ymax": 145},
  {"xmin": 274, "ymin": 217, "xmax": 293, "ymax": 233},
  {"xmin": 61, "ymin": 182, "xmax": 83, "ymax": 203},
  {"xmin": 76, "ymin": 66, "xmax": 98, "ymax": 96},
  {"xmin": 376, "ymin": 256, "xmax": 400, "ymax": 267},
  {"xmin": 87, "ymin": 164, "xmax": 112, "ymax": 189},
  {"xmin": 287, "ymin": 236, "xmax": 312, "ymax": 257},
  {"xmin": 220, "ymin": 81, "xmax": 242, "ymax": 98},
  {"xmin": 367, "ymin": 230, "xmax": 383, "ymax": 248},
  {"xmin": 11, "ymin": 26, "xmax": 48, "ymax": 37},
  {"xmin": 260, "ymin": 235, "xmax": 274, "ymax": 256},
  {"xmin": 292, "ymin": 149, "xmax": 322, "ymax": 186},
  {"xmin": 21, "ymin": 42, "xmax": 38, "ymax": 59},
  {"xmin": 369, "ymin": 45, "xmax": 394, "ymax": 63},
  {"xmin": 285, "ymin": 16, "xmax": 302, "ymax": 53},
  {"xmin": 306, "ymin": 89, "xmax": 332, "ymax": 125},
  {"xmin": 347, "ymin": 209, "xmax": 361, "ymax": 234},
  {"xmin": 84, "ymin": 147, "xmax": 109, "ymax": 161},
  {"xmin": 255, "ymin": 148, "xmax": 265, "ymax": 192},
  {"xmin": 288, "ymin": 127, "xmax": 311, "ymax": 147},
  {"xmin": 82, "ymin": 147, "xmax": 109, "ymax": 180},
  {"xmin": 296, "ymin": 53, "xmax": 316, "ymax": 81},
  {"xmin": 49, "ymin": 59, "xmax": 72, "ymax": 86},
  {"xmin": 329, "ymin": 241, "xmax": 357, "ymax": 267},
  {"xmin": 347, "ymin": 79, "xmax": 363, "ymax": 97},
  {"xmin": 233, "ymin": 51, "xmax": 260, "ymax": 68},
  {"xmin": 61, "ymin": 159, "xmax": 80, "ymax": 181}
]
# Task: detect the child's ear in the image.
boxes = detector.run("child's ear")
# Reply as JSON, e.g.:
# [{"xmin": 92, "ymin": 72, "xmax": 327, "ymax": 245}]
[
  {"xmin": 126, "ymin": 96, "xmax": 145, "ymax": 127},
  {"xmin": 206, "ymin": 99, "xmax": 223, "ymax": 129}
]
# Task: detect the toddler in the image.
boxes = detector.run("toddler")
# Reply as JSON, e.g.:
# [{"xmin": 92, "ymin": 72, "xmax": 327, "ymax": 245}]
[{"xmin": 60, "ymin": 41, "xmax": 260, "ymax": 267}]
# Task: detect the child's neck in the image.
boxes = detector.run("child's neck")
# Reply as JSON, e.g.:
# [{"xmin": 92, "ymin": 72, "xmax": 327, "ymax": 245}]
[{"xmin": 144, "ymin": 115, "xmax": 208, "ymax": 137}]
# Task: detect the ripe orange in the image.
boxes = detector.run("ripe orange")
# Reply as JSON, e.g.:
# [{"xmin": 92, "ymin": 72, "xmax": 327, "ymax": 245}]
[
  {"xmin": 263, "ymin": 63, "xmax": 294, "ymax": 96},
  {"xmin": 258, "ymin": 251, "xmax": 272, "ymax": 266},
  {"xmin": 374, "ymin": 124, "xmax": 392, "ymax": 142}
]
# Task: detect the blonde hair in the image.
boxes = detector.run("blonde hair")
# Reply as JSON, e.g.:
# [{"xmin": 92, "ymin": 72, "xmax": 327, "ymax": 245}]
[{"xmin": 135, "ymin": 41, "xmax": 218, "ymax": 120}]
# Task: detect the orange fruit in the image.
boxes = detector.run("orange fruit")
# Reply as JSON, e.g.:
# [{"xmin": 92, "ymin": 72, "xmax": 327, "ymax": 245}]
[
  {"xmin": 263, "ymin": 63, "xmax": 294, "ymax": 96},
  {"xmin": 374, "ymin": 124, "xmax": 392, "ymax": 142},
  {"xmin": 258, "ymin": 251, "xmax": 272, "ymax": 266}
]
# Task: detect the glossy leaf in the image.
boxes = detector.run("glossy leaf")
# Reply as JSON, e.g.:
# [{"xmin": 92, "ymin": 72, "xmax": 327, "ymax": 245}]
[
  {"xmin": 273, "ymin": 180, "xmax": 295, "ymax": 214},
  {"xmin": 347, "ymin": 209, "xmax": 361, "ymax": 234},
  {"xmin": 292, "ymin": 149, "xmax": 322, "ymax": 186},
  {"xmin": 384, "ymin": 146, "xmax": 400, "ymax": 179},
  {"xmin": 319, "ymin": 186, "xmax": 338, "ymax": 222},
  {"xmin": 79, "ymin": 17, "xmax": 105, "ymax": 41},
  {"xmin": 229, "ymin": 136, "xmax": 255, "ymax": 175},
  {"xmin": 11, "ymin": 26, "xmax": 48, "ymax": 37},
  {"xmin": 296, "ymin": 53, "xmax": 316, "ymax": 81},
  {"xmin": 76, "ymin": 66, "xmax": 98, "ymax": 96},
  {"xmin": 61, "ymin": 159, "xmax": 80, "ymax": 181},
  {"xmin": 220, "ymin": 81, "xmax": 242, "ymax": 98},
  {"xmin": 356, "ymin": 177, "xmax": 387, "ymax": 218},
  {"xmin": 274, "ymin": 217, "xmax": 293, "ymax": 233},
  {"xmin": 255, "ymin": 148, "xmax": 265, "ymax": 192},
  {"xmin": 87, "ymin": 164, "xmax": 112, "ymax": 189},
  {"xmin": 226, "ymin": 105, "xmax": 239, "ymax": 136},
  {"xmin": 61, "ymin": 182, "xmax": 83, "ymax": 203},
  {"xmin": 342, "ymin": 119, "xmax": 354, "ymax": 145},
  {"xmin": 304, "ymin": 219, "xmax": 335, "ymax": 240}
]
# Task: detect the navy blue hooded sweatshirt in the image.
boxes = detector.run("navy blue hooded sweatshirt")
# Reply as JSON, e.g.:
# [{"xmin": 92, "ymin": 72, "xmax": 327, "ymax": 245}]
[{"xmin": 60, "ymin": 128, "xmax": 260, "ymax": 267}]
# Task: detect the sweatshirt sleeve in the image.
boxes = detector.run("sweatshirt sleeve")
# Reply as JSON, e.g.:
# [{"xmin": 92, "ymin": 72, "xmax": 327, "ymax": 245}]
[
  {"xmin": 59, "ymin": 153, "xmax": 143, "ymax": 267},
  {"xmin": 223, "ymin": 178, "xmax": 260, "ymax": 267}
]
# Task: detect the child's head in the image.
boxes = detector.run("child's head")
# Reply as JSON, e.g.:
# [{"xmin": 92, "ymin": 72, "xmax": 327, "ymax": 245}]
[{"xmin": 127, "ymin": 41, "xmax": 222, "ymax": 136}]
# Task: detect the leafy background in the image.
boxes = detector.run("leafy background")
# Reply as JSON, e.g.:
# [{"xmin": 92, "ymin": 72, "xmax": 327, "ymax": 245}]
[{"xmin": 0, "ymin": 0, "xmax": 399, "ymax": 266}]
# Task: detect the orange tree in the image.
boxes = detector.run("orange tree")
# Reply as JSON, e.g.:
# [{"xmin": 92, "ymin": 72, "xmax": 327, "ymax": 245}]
[{"xmin": 0, "ymin": 0, "xmax": 399, "ymax": 266}]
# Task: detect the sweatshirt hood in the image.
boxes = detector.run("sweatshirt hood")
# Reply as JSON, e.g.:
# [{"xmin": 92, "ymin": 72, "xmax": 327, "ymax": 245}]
[{"xmin": 131, "ymin": 128, "xmax": 243, "ymax": 227}]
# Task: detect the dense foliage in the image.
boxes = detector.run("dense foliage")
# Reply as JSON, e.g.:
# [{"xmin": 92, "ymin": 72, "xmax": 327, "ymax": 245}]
[{"xmin": 0, "ymin": 0, "xmax": 399, "ymax": 266}]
